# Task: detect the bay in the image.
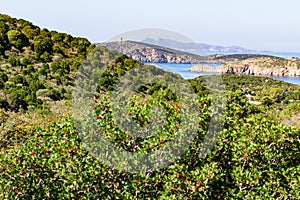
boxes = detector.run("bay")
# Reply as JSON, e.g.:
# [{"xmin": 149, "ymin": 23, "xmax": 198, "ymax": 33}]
[
  {"xmin": 146, "ymin": 62, "xmax": 300, "ymax": 86},
  {"xmin": 146, "ymin": 62, "xmax": 221, "ymax": 79}
]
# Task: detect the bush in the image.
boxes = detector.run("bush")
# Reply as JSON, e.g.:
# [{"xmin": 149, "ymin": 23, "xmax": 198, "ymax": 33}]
[{"xmin": 8, "ymin": 88, "xmax": 29, "ymax": 111}]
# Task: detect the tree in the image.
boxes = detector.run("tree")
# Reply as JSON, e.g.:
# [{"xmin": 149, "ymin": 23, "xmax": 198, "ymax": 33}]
[
  {"xmin": 34, "ymin": 36, "xmax": 53, "ymax": 58},
  {"xmin": 9, "ymin": 88, "xmax": 29, "ymax": 111},
  {"xmin": 22, "ymin": 25, "xmax": 40, "ymax": 40},
  {"xmin": 51, "ymin": 31, "xmax": 65, "ymax": 43},
  {"xmin": 0, "ymin": 22, "xmax": 9, "ymax": 54},
  {"xmin": 0, "ymin": 14, "xmax": 15, "ymax": 24},
  {"xmin": 7, "ymin": 30, "xmax": 29, "ymax": 50},
  {"xmin": 17, "ymin": 19, "xmax": 34, "ymax": 30}
]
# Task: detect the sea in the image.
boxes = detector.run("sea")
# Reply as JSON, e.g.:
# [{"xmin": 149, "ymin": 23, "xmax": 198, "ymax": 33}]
[{"xmin": 146, "ymin": 62, "xmax": 300, "ymax": 86}]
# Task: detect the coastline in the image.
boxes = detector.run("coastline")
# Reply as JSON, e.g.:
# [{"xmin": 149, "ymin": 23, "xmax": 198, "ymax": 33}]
[{"xmin": 189, "ymin": 57, "xmax": 300, "ymax": 78}]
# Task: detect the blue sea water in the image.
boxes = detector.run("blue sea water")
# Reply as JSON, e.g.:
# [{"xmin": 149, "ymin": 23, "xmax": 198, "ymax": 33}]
[
  {"xmin": 146, "ymin": 62, "xmax": 300, "ymax": 86},
  {"xmin": 271, "ymin": 77, "xmax": 300, "ymax": 86},
  {"xmin": 146, "ymin": 62, "xmax": 222, "ymax": 79}
]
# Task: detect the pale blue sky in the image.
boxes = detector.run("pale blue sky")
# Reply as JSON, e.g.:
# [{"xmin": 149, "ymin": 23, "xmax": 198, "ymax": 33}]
[{"xmin": 1, "ymin": 0, "xmax": 300, "ymax": 52}]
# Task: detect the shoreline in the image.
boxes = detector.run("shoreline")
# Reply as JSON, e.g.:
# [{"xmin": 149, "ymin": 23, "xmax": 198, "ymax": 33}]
[{"xmin": 189, "ymin": 69, "xmax": 300, "ymax": 78}]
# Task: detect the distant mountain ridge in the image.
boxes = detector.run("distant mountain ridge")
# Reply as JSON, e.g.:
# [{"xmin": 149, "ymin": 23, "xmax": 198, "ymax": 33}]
[
  {"xmin": 142, "ymin": 37, "xmax": 256, "ymax": 54},
  {"xmin": 142, "ymin": 38, "xmax": 300, "ymax": 58}
]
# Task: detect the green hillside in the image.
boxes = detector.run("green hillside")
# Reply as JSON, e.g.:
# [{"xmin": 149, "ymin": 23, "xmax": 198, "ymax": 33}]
[
  {"xmin": 0, "ymin": 13, "xmax": 94, "ymax": 111},
  {"xmin": 0, "ymin": 14, "xmax": 299, "ymax": 199}
]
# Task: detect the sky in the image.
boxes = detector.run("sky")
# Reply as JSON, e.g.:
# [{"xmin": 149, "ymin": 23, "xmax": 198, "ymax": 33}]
[{"xmin": 1, "ymin": 0, "xmax": 300, "ymax": 52}]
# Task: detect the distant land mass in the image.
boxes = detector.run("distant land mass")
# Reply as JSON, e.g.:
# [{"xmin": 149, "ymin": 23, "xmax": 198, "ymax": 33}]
[
  {"xmin": 190, "ymin": 57, "xmax": 300, "ymax": 77},
  {"xmin": 98, "ymin": 41, "xmax": 277, "ymax": 64},
  {"xmin": 142, "ymin": 38, "xmax": 300, "ymax": 58},
  {"xmin": 142, "ymin": 37, "xmax": 254, "ymax": 54},
  {"xmin": 98, "ymin": 40, "xmax": 300, "ymax": 78},
  {"xmin": 98, "ymin": 41, "xmax": 203, "ymax": 63}
]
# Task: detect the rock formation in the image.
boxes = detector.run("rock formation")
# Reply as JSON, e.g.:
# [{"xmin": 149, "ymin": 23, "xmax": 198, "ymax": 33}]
[
  {"xmin": 98, "ymin": 41, "xmax": 204, "ymax": 63},
  {"xmin": 190, "ymin": 57, "xmax": 300, "ymax": 77}
]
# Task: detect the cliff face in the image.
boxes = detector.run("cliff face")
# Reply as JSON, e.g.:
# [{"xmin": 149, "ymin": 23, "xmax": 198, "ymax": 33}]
[
  {"xmin": 190, "ymin": 57, "xmax": 300, "ymax": 77},
  {"xmin": 98, "ymin": 41, "xmax": 204, "ymax": 63}
]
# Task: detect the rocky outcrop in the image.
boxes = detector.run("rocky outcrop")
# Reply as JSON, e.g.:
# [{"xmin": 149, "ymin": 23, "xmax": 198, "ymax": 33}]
[
  {"xmin": 98, "ymin": 41, "xmax": 204, "ymax": 63},
  {"xmin": 190, "ymin": 57, "xmax": 300, "ymax": 77}
]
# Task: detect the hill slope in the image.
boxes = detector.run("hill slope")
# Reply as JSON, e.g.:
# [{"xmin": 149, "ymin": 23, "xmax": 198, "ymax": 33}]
[{"xmin": 0, "ymin": 13, "xmax": 94, "ymax": 111}]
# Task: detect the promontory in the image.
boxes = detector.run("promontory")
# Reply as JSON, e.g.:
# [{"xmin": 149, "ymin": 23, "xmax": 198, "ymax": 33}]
[{"xmin": 190, "ymin": 57, "xmax": 300, "ymax": 77}]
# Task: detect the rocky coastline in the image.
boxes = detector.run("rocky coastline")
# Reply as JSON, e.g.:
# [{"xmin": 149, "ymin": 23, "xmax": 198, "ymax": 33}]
[{"xmin": 190, "ymin": 57, "xmax": 300, "ymax": 77}]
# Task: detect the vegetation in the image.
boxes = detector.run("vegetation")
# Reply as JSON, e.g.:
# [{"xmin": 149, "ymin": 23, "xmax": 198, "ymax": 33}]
[
  {"xmin": 193, "ymin": 74, "xmax": 300, "ymax": 103},
  {"xmin": 0, "ymin": 14, "xmax": 94, "ymax": 111},
  {"xmin": 0, "ymin": 14, "xmax": 300, "ymax": 199},
  {"xmin": 208, "ymin": 54, "xmax": 280, "ymax": 63}
]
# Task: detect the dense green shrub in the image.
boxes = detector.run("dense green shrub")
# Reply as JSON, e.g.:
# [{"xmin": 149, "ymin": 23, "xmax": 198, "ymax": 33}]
[{"xmin": 0, "ymin": 109, "xmax": 298, "ymax": 199}]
